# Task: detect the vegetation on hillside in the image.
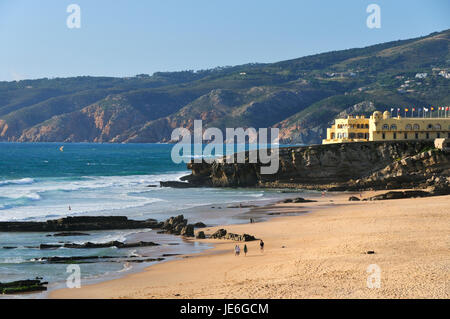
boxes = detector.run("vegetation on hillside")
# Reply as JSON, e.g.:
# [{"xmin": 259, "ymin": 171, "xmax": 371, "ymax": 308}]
[{"xmin": 0, "ymin": 29, "xmax": 448, "ymax": 144}]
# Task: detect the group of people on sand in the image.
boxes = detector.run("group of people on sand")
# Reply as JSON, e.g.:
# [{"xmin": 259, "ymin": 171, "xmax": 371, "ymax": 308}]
[{"xmin": 234, "ymin": 240, "xmax": 264, "ymax": 256}]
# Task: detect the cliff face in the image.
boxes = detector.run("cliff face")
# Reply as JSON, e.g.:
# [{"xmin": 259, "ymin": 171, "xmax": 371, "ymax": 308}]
[{"xmin": 184, "ymin": 141, "xmax": 450, "ymax": 190}]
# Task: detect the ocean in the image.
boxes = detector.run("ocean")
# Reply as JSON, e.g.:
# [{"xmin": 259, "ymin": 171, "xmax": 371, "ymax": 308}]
[{"xmin": 0, "ymin": 143, "xmax": 297, "ymax": 294}]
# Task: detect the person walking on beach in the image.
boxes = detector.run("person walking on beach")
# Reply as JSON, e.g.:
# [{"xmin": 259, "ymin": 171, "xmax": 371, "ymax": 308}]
[
  {"xmin": 235, "ymin": 245, "xmax": 240, "ymax": 256},
  {"xmin": 260, "ymin": 240, "xmax": 264, "ymax": 253},
  {"xmin": 243, "ymin": 244, "xmax": 248, "ymax": 256}
]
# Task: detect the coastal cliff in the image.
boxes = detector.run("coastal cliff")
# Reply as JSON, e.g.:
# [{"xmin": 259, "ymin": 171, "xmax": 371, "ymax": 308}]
[{"xmin": 183, "ymin": 141, "xmax": 450, "ymax": 191}]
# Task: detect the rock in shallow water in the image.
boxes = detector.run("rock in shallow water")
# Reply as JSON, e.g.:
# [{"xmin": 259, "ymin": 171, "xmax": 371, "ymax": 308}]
[{"xmin": 0, "ymin": 279, "xmax": 48, "ymax": 295}]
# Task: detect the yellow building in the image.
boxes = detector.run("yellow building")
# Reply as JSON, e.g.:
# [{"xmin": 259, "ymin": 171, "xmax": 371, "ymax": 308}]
[{"xmin": 323, "ymin": 111, "xmax": 450, "ymax": 144}]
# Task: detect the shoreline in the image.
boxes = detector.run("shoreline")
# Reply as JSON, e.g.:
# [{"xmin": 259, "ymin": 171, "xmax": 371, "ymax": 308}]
[
  {"xmin": 36, "ymin": 189, "xmax": 303, "ymax": 298},
  {"xmin": 50, "ymin": 190, "xmax": 450, "ymax": 299}
]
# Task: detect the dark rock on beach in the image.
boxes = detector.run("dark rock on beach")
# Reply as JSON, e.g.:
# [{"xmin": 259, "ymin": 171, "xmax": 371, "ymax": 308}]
[
  {"xmin": 210, "ymin": 229, "xmax": 257, "ymax": 242},
  {"xmin": 39, "ymin": 240, "xmax": 159, "ymax": 250},
  {"xmin": 0, "ymin": 279, "xmax": 48, "ymax": 295},
  {"xmin": 160, "ymin": 181, "xmax": 192, "ymax": 188},
  {"xmin": 282, "ymin": 198, "xmax": 316, "ymax": 203},
  {"xmin": 160, "ymin": 215, "xmax": 197, "ymax": 237},
  {"xmin": 125, "ymin": 257, "xmax": 165, "ymax": 263},
  {"xmin": 367, "ymin": 190, "xmax": 430, "ymax": 201},
  {"xmin": 0, "ymin": 216, "xmax": 161, "ymax": 232},
  {"xmin": 52, "ymin": 232, "xmax": 90, "ymax": 237},
  {"xmin": 228, "ymin": 204, "xmax": 258, "ymax": 208},
  {"xmin": 211, "ymin": 229, "xmax": 227, "ymax": 239},
  {"xmin": 225, "ymin": 233, "xmax": 257, "ymax": 242},
  {"xmin": 180, "ymin": 225, "xmax": 194, "ymax": 237},
  {"xmin": 196, "ymin": 231, "xmax": 206, "ymax": 239},
  {"xmin": 64, "ymin": 241, "xmax": 159, "ymax": 249},
  {"xmin": 292, "ymin": 197, "xmax": 317, "ymax": 203},
  {"xmin": 348, "ymin": 196, "xmax": 361, "ymax": 201},
  {"xmin": 38, "ymin": 256, "xmax": 119, "ymax": 264},
  {"xmin": 39, "ymin": 244, "xmax": 62, "ymax": 250}
]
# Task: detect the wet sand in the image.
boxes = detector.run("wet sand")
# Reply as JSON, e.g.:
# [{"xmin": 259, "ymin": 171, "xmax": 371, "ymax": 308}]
[{"xmin": 50, "ymin": 191, "xmax": 450, "ymax": 299}]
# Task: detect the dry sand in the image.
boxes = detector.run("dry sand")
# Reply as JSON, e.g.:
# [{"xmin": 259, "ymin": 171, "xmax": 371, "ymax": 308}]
[{"xmin": 50, "ymin": 191, "xmax": 449, "ymax": 299}]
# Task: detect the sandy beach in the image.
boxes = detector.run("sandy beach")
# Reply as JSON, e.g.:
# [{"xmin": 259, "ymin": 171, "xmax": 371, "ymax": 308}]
[{"xmin": 50, "ymin": 191, "xmax": 450, "ymax": 299}]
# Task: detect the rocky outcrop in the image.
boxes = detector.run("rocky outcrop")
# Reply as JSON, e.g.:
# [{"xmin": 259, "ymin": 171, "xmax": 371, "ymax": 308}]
[
  {"xmin": 160, "ymin": 215, "xmax": 196, "ymax": 237},
  {"xmin": 196, "ymin": 231, "xmax": 206, "ymax": 239},
  {"xmin": 64, "ymin": 241, "xmax": 159, "ymax": 249},
  {"xmin": 282, "ymin": 197, "xmax": 317, "ymax": 203},
  {"xmin": 160, "ymin": 181, "xmax": 191, "ymax": 188},
  {"xmin": 51, "ymin": 232, "xmax": 90, "ymax": 237},
  {"xmin": 0, "ymin": 216, "xmax": 161, "ymax": 232},
  {"xmin": 0, "ymin": 279, "xmax": 48, "ymax": 295},
  {"xmin": 36, "ymin": 256, "xmax": 119, "ymax": 263},
  {"xmin": 365, "ymin": 190, "xmax": 430, "ymax": 201},
  {"xmin": 347, "ymin": 149, "xmax": 450, "ymax": 191},
  {"xmin": 39, "ymin": 241, "xmax": 159, "ymax": 250},
  {"xmin": 210, "ymin": 229, "xmax": 257, "ymax": 242},
  {"xmin": 184, "ymin": 141, "xmax": 450, "ymax": 192}
]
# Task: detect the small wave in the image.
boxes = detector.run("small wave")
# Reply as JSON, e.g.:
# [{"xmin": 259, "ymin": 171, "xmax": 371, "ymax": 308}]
[
  {"xmin": 24, "ymin": 193, "xmax": 41, "ymax": 200},
  {"xmin": 0, "ymin": 178, "xmax": 35, "ymax": 187},
  {"xmin": 0, "ymin": 257, "xmax": 27, "ymax": 264},
  {"xmin": 0, "ymin": 192, "xmax": 42, "ymax": 211},
  {"xmin": 118, "ymin": 262, "xmax": 133, "ymax": 273}
]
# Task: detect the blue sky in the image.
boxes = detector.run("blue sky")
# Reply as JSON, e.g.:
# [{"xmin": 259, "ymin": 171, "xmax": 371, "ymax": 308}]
[{"xmin": 0, "ymin": 0, "xmax": 448, "ymax": 81}]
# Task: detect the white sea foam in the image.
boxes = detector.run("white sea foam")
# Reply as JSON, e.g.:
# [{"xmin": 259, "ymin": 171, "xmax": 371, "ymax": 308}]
[
  {"xmin": 0, "ymin": 178, "xmax": 35, "ymax": 186},
  {"xmin": 0, "ymin": 257, "xmax": 27, "ymax": 264},
  {"xmin": 0, "ymin": 172, "xmax": 187, "ymax": 221}
]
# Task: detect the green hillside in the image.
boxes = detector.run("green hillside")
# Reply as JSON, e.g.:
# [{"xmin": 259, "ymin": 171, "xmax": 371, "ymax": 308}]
[{"xmin": 0, "ymin": 29, "xmax": 448, "ymax": 144}]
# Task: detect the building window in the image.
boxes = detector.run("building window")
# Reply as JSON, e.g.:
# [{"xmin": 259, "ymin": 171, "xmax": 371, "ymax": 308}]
[
  {"xmin": 426, "ymin": 133, "xmax": 430, "ymax": 139},
  {"xmin": 413, "ymin": 124, "xmax": 420, "ymax": 130},
  {"xmin": 437, "ymin": 133, "xmax": 440, "ymax": 138},
  {"xmin": 405, "ymin": 124, "xmax": 412, "ymax": 130},
  {"xmin": 382, "ymin": 133, "xmax": 385, "ymax": 139},
  {"xmin": 393, "ymin": 133, "xmax": 397, "ymax": 139},
  {"xmin": 435, "ymin": 124, "xmax": 441, "ymax": 130},
  {"xmin": 331, "ymin": 133, "xmax": 335, "ymax": 139},
  {"xmin": 404, "ymin": 133, "xmax": 408, "ymax": 139},
  {"xmin": 365, "ymin": 124, "xmax": 369, "ymax": 128},
  {"xmin": 427, "ymin": 124, "xmax": 433, "ymax": 130},
  {"xmin": 390, "ymin": 124, "xmax": 397, "ymax": 130},
  {"xmin": 448, "ymin": 133, "xmax": 450, "ymax": 138},
  {"xmin": 415, "ymin": 133, "xmax": 419, "ymax": 139},
  {"xmin": 382, "ymin": 124, "xmax": 389, "ymax": 130}
]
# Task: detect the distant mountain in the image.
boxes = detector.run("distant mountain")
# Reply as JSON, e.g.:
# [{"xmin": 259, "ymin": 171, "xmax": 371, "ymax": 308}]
[{"xmin": 1, "ymin": 29, "xmax": 449, "ymax": 144}]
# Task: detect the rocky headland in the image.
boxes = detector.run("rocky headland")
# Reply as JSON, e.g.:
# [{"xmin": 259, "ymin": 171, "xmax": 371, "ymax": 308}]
[{"xmin": 181, "ymin": 140, "xmax": 450, "ymax": 194}]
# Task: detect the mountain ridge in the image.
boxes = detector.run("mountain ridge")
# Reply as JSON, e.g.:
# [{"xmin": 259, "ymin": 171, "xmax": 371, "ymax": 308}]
[{"xmin": 0, "ymin": 29, "xmax": 448, "ymax": 144}]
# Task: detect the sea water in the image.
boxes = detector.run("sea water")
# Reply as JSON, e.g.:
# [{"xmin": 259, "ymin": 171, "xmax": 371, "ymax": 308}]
[{"xmin": 0, "ymin": 143, "xmax": 296, "ymax": 292}]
